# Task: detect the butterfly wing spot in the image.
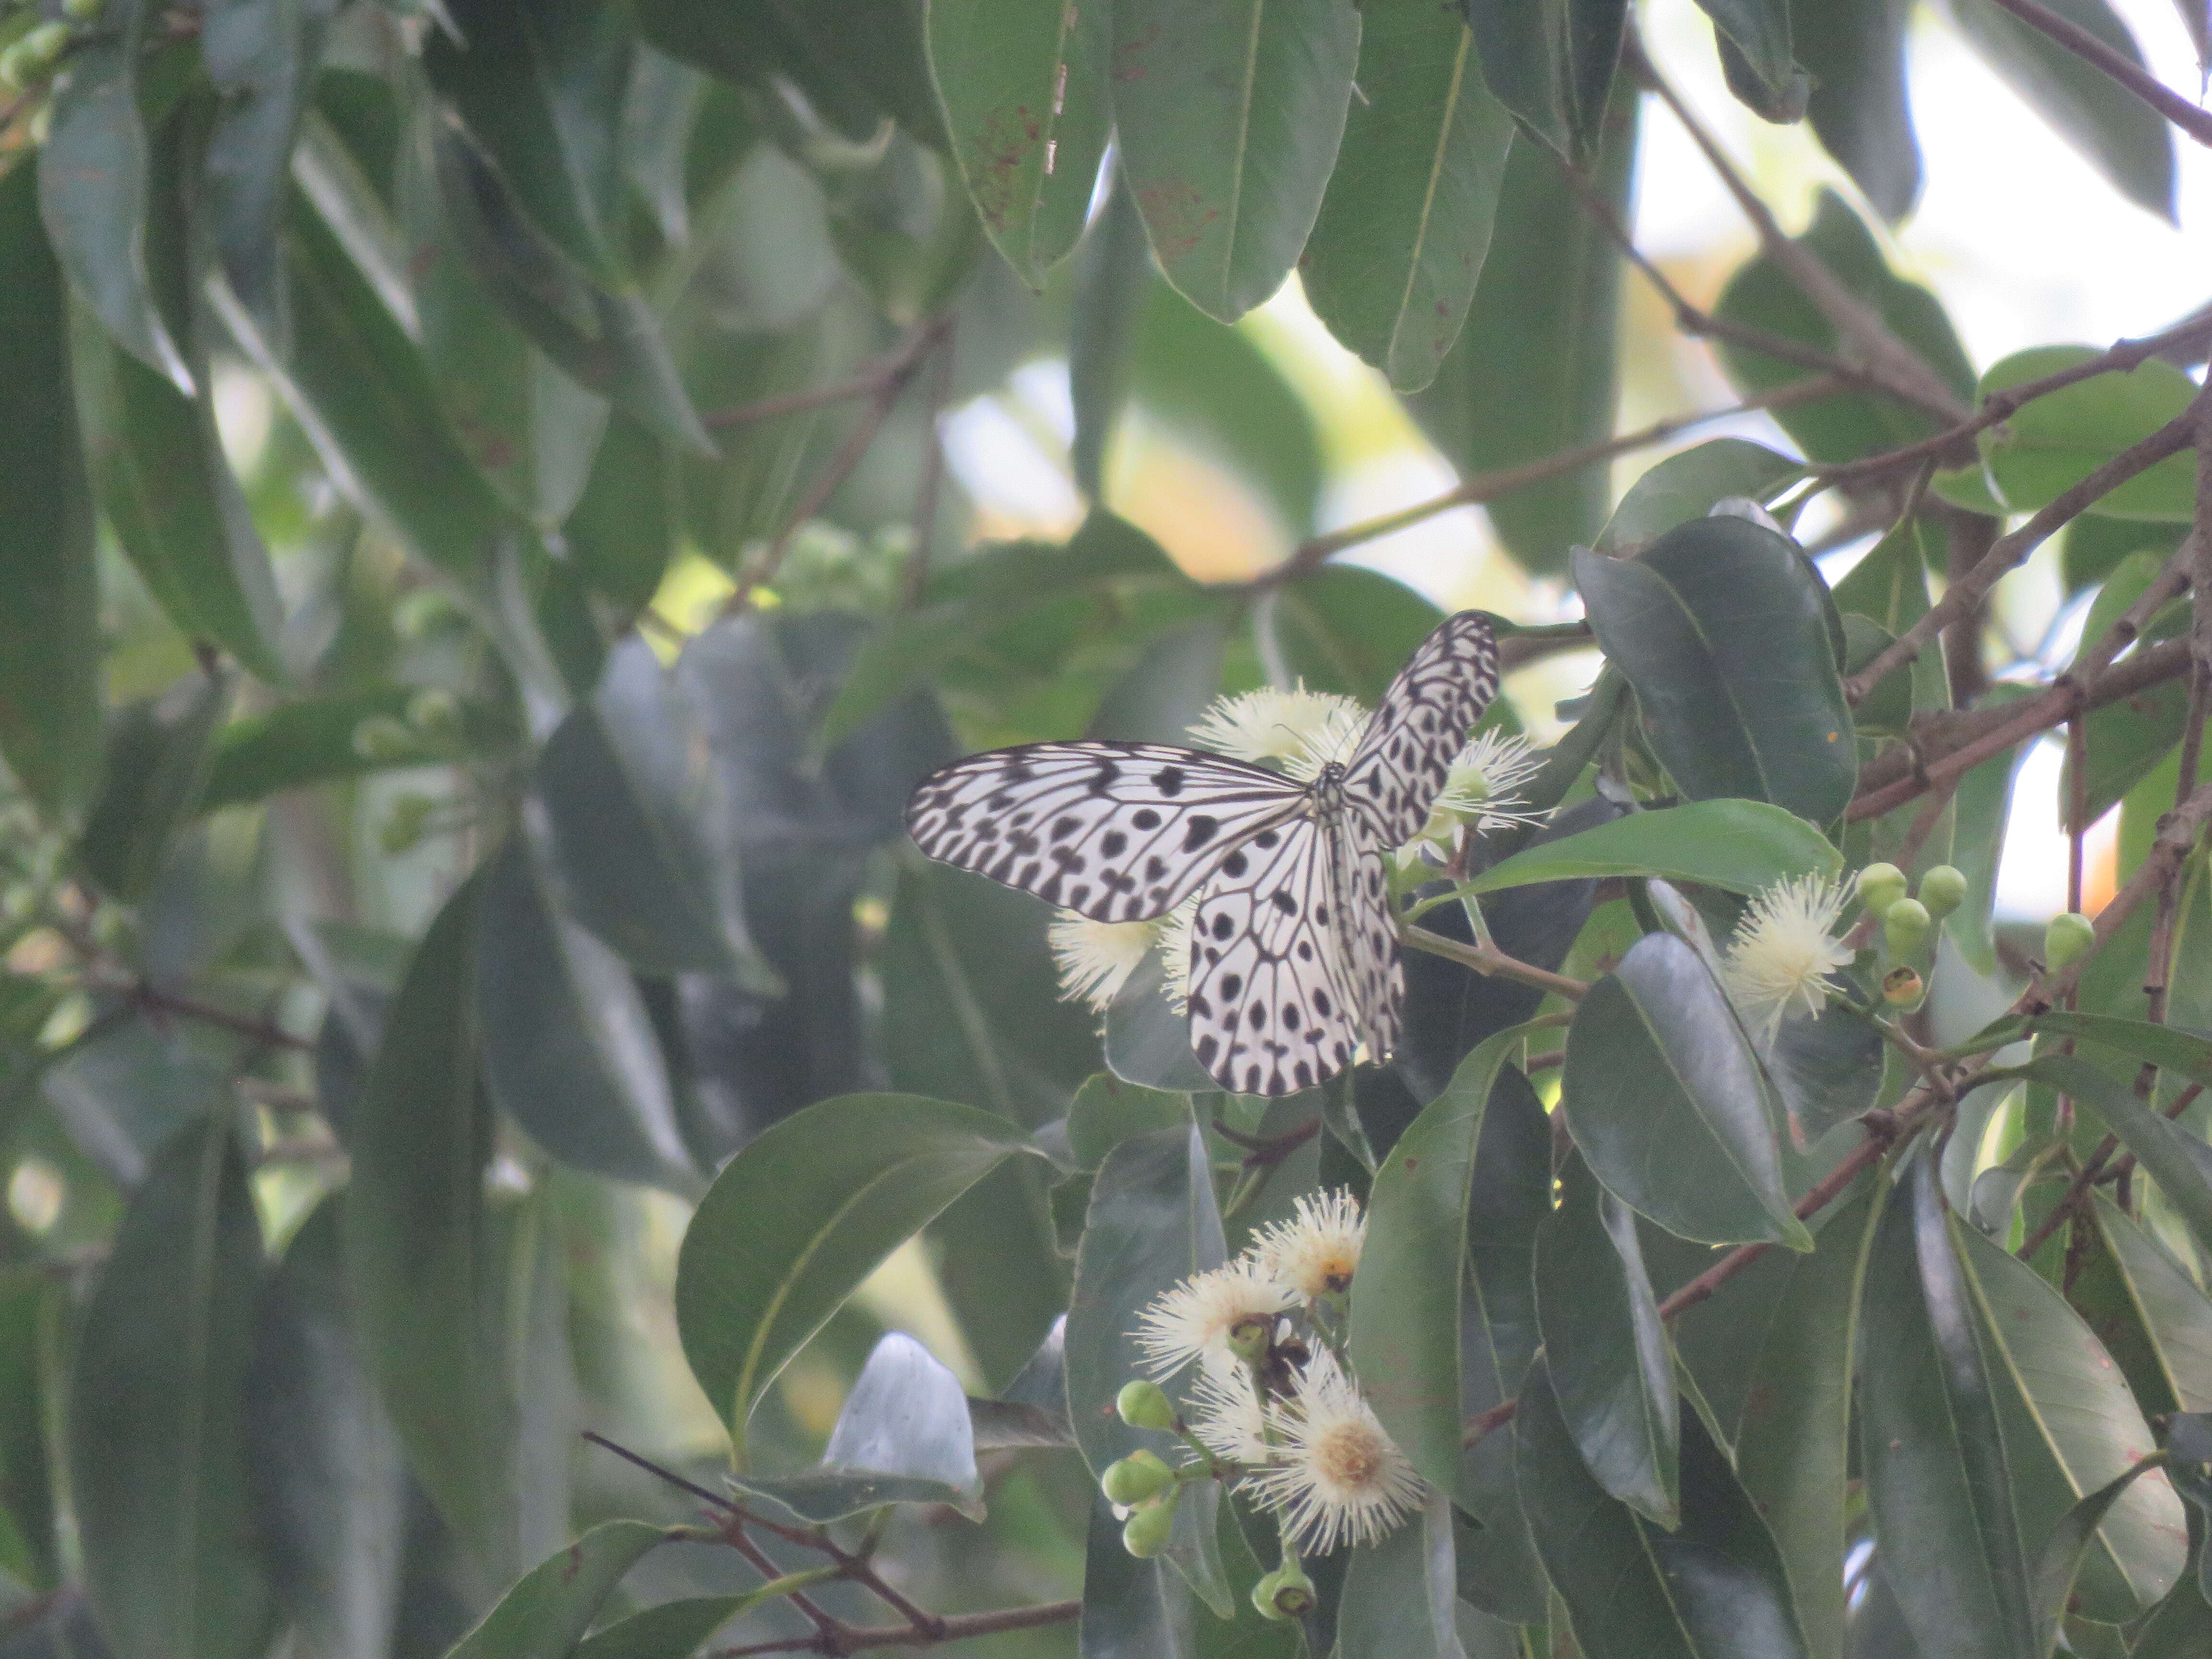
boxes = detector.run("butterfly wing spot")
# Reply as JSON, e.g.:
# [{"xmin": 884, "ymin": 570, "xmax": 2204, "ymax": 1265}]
[{"xmin": 1182, "ymin": 816, "xmax": 1219, "ymax": 851}]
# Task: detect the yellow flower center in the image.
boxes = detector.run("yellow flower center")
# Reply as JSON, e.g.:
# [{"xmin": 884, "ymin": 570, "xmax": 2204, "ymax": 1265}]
[{"xmin": 1313, "ymin": 1419, "xmax": 1385, "ymax": 1491}]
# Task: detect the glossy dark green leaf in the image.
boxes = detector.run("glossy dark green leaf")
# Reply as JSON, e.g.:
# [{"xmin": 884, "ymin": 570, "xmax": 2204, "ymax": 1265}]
[
  {"xmin": 569, "ymin": 1594, "xmax": 756, "ymax": 1659},
  {"xmin": 673, "ymin": 1093, "xmax": 1031, "ymax": 1444},
  {"xmin": 1714, "ymin": 191, "xmax": 1973, "ymax": 463},
  {"xmin": 1575, "ymin": 519, "xmax": 1856, "ymax": 825},
  {"xmin": 1468, "ymin": 799, "xmax": 1840, "ymax": 900},
  {"xmin": 2080, "ymin": 1194, "xmax": 2212, "ymax": 1416},
  {"xmin": 1534, "ymin": 1154, "xmax": 1678, "ymax": 1524},
  {"xmin": 769, "ymin": 0, "xmax": 947, "ymax": 147},
  {"xmin": 0, "ymin": 158, "xmax": 103, "ymax": 825},
  {"xmin": 1109, "ymin": 0, "xmax": 1358, "ymax": 322},
  {"xmin": 202, "ymin": 0, "xmax": 338, "ymax": 344},
  {"xmin": 1693, "ymin": 0, "xmax": 1795, "ymax": 103},
  {"xmin": 1594, "ymin": 440, "xmax": 1804, "ymax": 556},
  {"xmin": 1461, "ymin": 0, "xmax": 1629, "ymax": 161},
  {"xmin": 2134, "ymin": 1564, "xmax": 2212, "ymax": 1659},
  {"xmin": 1858, "ymin": 1151, "xmax": 2037, "ymax": 1659},
  {"xmin": 1795, "ymin": 0, "xmax": 1918, "ymax": 217},
  {"xmin": 2029, "ymin": 1455, "xmax": 2172, "ymax": 1656},
  {"xmin": 1972, "ymin": 347, "xmax": 2200, "ymax": 522},
  {"xmin": 1954, "ymin": 1223, "xmax": 2185, "ymax": 1623},
  {"xmin": 1948, "ymin": 0, "xmax": 2174, "ymax": 218},
  {"xmin": 38, "ymin": 12, "xmax": 192, "ymax": 394},
  {"xmin": 1078, "ymin": 1489, "xmax": 1195, "ymax": 1659},
  {"xmin": 926, "ymin": 0, "xmax": 1110, "ymax": 285},
  {"xmin": 1301, "ymin": 2, "xmax": 1514, "ymax": 392},
  {"xmin": 196, "ymin": 687, "xmax": 477, "ymax": 811},
  {"xmin": 76, "ymin": 671, "xmax": 228, "ymax": 903},
  {"xmin": 69, "ymin": 1118, "xmax": 274, "ymax": 1659},
  {"xmin": 1408, "ymin": 90, "xmax": 1635, "ymax": 573},
  {"xmin": 245, "ymin": 1202, "xmax": 405, "ymax": 1659},
  {"xmin": 1101, "ymin": 953, "xmax": 1214, "ymax": 1095},
  {"xmin": 1563, "ymin": 932, "xmax": 1808, "ymax": 1248},
  {"xmin": 1065, "ymin": 1074, "xmax": 1189, "ymax": 1172},
  {"xmin": 2010, "ymin": 1055, "xmax": 2212, "ymax": 1258},
  {"xmin": 447, "ymin": 1520, "xmax": 669, "ymax": 1659},
  {"xmin": 1334, "ymin": 1490, "xmax": 1463, "ymax": 1659},
  {"xmin": 563, "ymin": 415, "xmax": 676, "ymax": 613},
  {"xmin": 476, "ymin": 837, "xmax": 695, "ymax": 1194}
]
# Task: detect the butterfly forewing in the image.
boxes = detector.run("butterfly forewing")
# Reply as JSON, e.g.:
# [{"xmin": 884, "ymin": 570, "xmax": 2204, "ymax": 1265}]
[
  {"xmin": 1186, "ymin": 818, "xmax": 1363, "ymax": 1095},
  {"xmin": 902, "ymin": 741, "xmax": 1306, "ymax": 923},
  {"xmin": 1340, "ymin": 612, "xmax": 1501, "ymax": 850}
]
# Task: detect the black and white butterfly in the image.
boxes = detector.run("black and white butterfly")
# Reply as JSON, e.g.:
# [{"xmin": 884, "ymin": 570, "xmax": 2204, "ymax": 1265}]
[{"xmin": 903, "ymin": 612, "xmax": 1501, "ymax": 1096}]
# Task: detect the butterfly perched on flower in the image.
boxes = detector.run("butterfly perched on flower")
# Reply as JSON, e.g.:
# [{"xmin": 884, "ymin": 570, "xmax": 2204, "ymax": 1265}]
[{"xmin": 902, "ymin": 613, "xmax": 1502, "ymax": 1096}]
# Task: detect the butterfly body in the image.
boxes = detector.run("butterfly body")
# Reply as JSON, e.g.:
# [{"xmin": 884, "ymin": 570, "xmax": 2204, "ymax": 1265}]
[{"xmin": 904, "ymin": 612, "xmax": 1501, "ymax": 1095}]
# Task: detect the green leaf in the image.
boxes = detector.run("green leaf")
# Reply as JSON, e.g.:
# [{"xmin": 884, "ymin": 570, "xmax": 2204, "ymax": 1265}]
[
  {"xmin": 1103, "ymin": 952, "xmax": 1216, "ymax": 1095},
  {"xmin": 2079, "ymin": 1194, "xmax": 2212, "ymax": 1417},
  {"xmin": 563, "ymin": 415, "xmax": 676, "ymax": 612},
  {"xmin": 1594, "ymin": 439, "xmax": 1805, "ymax": 556},
  {"xmin": 1955, "ymin": 1223, "xmax": 2186, "ymax": 1623},
  {"xmin": 1972, "ymin": 346, "xmax": 2200, "ymax": 522},
  {"xmin": 2028, "ymin": 1456, "xmax": 2173, "ymax": 1657},
  {"xmin": 447, "ymin": 1520, "xmax": 671, "ymax": 1659},
  {"xmin": 0, "ymin": 157, "xmax": 104, "ymax": 825},
  {"xmin": 1714, "ymin": 190, "xmax": 1973, "ymax": 462},
  {"xmin": 1408, "ymin": 90, "xmax": 1635, "ymax": 574},
  {"xmin": 1574, "ymin": 518, "xmax": 1857, "ymax": 825},
  {"xmin": 1946, "ymin": 0, "xmax": 2174, "ymax": 219},
  {"xmin": 569, "ymin": 1595, "xmax": 760, "ymax": 1659},
  {"xmin": 1534, "ymin": 1154, "xmax": 1678, "ymax": 1525},
  {"xmin": 1563, "ymin": 932, "xmax": 1809, "ymax": 1248},
  {"xmin": 1693, "ymin": 0, "xmax": 1795, "ymax": 100},
  {"xmin": 69, "ymin": 1119, "xmax": 274, "ymax": 1659},
  {"xmin": 1858, "ymin": 1150, "xmax": 2038, "ymax": 1659},
  {"xmin": 244, "ymin": 1202, "xmax": 407, "ymax": 1659},
  {"xmin": 425, "ymin": 0, "xmax": 633, "ymax": 286},
  {"xmin": 1066, "ymin": 1073, "xmax": 1190, "ymax": 1172},
  {"xmin": 1109, "ymin": 0, "xmax": 1359, "ymax": 323},
  {"xmin": 1270, "ymin": 567, "xmax": 1447, "ymax": 704},
  {"xmin": 1069, "ymin": 170, "xmax": 1152, "ymax": 502},
  {"xmin": 198, "ymin": 687, "xmax": 477, "ymax": 810},
  {"xmin": 1468, "ymin": 798, "xmax": 1841, "ymax": 899},
  {"xmin": 38, "ymin": 11, "xmax": 192, "ymax": 394},
  {"xmin": 76, "ymin": 672, "xmax": 228, "ymax": 903},
  {"xmin": 673, "ymin": 1093, "xmax": 1031, "ymax": 1445},
  {"xmin": 1300, "ymin": 2, "xmax": 1514, "ymax": 392},
  {"xmin": 2008, "ymin": 1056, "xmax": 2212, "ymax": 1261},
  {"xmin": 1462, "ymin": 0, "xmax": 1630, "ymax": 162},
  {"xmin": 1794, "ymin": 0, "xmax": 1919, "ymax": 218},
  {"xmin": 475, "ymin": 837, "xmax": 695, "ymax": 1194},
  {"xmin": 926, "ymin": 0, "xmax": 1110, "ymax": 286},
  {"xmin": 1334, "ymin": 1490, "xmax": 1464, "ymax": 1659},
  {"xmin": 2135, "ymin": 1565, "xmax": 2212, "ymax": 1659},
  {"xmin": 1077, "ymin": 1490, "xmax": 1195, "ymax": 1658},
  {"xmin": 1350, "ymin": 1027, "xmax": 1539, "ymax": 1493}
]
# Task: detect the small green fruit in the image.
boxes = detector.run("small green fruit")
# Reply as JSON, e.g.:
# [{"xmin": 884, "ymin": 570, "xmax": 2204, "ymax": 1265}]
[
  {"xmin": 1856, "ymin": 862, "xmax": 1908, "ymax": 920},
  {"xmin": 2044, "ymin": 911, "xmax": 2095, "ymax": 971},
  {"xmin": 406, "ymin": 687, "xmax": 461, "ymax": 739},
  {"xmin": 1883, "ymin": 898, "xmax": 1931, "ymax": 955},
  {"xmin": 1252, "ymin": 1558, "xmax": 1317, "ymax": 1621},
  {"xmin": 19, "ymin": 22, "xmax": 68, "ymax": 71},
  {"xmin": 1225, "ymin": 1314, "xmax": 1272, "ymax": 1365},
  {"xmin": 350, "ymin": 714, "xmax": 415, "ymax": 761},
  {"xmin": 1121, "ymin": 1495, "xmax": 1176, "ymax": 1559},
  {"xmin": 0, "ymin": 43, "xmax": 31, "ymax": 91},
  {"xmin": 1116, "ymin": 1379, "xmax": 1176, "ymax": 1431},
  {"xmin": 1918, "ymin": 865, "xmax": 1967, "ymax": 920},
  {"xmin": 1100, "ymin": 1451, "xmax": 1173, "ymax": 1507}
]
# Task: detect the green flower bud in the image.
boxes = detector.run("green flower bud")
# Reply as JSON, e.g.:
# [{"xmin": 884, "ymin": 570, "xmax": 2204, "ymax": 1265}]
[
  {"xmin": 20, "ymin": 22, "xmax": 69, "ymax": 70},
  {"xmin": 1918, "ymin": 865, "xmax": 1967, "ymax": 920},
  {"xmin": 1881, "ymin": 965, "xmax": 1923, "ymax": 1009},
  {"xmin": 1856, "ymin": 862, "xmax": 1908, "ymax": 921},
  {"xmin": 1101, "ymin": 1450, "xmax": 1173, "ymax": 1507},
  {"xmin": 350, "ymin": 714, "xmax": 416, "ymax": 762},
  {"xmin": 1252, "ymin": 1558, "xmax": 1317, "ymax": 1622},
  {"xmin": 1226, "ymin": 1314, "xmax": 1272, "ymax": 1365},
  {"xmin": 1121, "ymin": 1494, "xmax": 1177, "ymax": 1559},
  {"xmin": 1883, "ymin": 898, "xmax": 1931, "ymax": 956},
  {"xmin": 1116, "ymin": 1379, "xmax": 1177, "ymax": 1431},
  {"xmin": 63, "ymin": 0, "xmax": 103, "ymax": 20},
  {"xmin": 406, "ymin": 687, "xmax": 461, "ymax": 739},
  {"xmin": 2044, "ymin": 911, "xmax": 2095, "ymax": 972}
]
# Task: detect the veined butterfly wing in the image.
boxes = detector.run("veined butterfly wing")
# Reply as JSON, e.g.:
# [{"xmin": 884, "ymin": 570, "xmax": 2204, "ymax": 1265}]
[
  {"xmin": 1340, "ymin": 612, "xmax": 1502, "ymax": 850},
  {"xmin": 902, "ymin": 741, "xmax": 1306, "ymax": 923}
]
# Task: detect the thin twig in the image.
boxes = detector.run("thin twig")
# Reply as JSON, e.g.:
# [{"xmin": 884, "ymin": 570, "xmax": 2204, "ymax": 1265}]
[
  {"xmin": 2018, "ymin": 1082, "xmax": 2208, "ymax": 1262},
  {"xmin": 88, "ymin": 978, "xmax": 314, "ymax": 1052},
  {"xmin": 703, "ymin": 321, "xmax": 954, "ymax": 429},
  {"xmin": 1400, "ymin": 924, "xmax": 1589, "ymax": 1001},
  {"xmin": 1982, "ymin": 0, "xmax": 2212, "ymax": 147}
]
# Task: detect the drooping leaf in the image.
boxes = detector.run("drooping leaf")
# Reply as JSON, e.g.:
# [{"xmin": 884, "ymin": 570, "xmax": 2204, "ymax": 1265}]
[
  {"xmin": 76, "ymin": 671, "xmax": 229, "ymax": 903},
  {"xmin": 2010, "ymin": 1055, "xmax": 2212, "ymax": 1259},
  {"xmin": 2076, "ymin": 1193, "xmax": 2212, "ymax": 1418},
  {"xmin": 1467, "ymin": 798, "xmax": 1841, "ymax": 899},
  {"xmin": 1593, "ymin": 439, "xmax": 1805, "ymax": 556},
  {"xmin": 445, "ymin": 1520, "xmax": 670, "ymax": 1659},
  {"xmin": 1693, "ymin": 0, "xmax": 1796, "ymax": 108},
  {"xmin": 1794, "ymin": 0, "xmax": 1919, "ymax": 218},
  {"xmin": 1461, "ymin": 0, "xmax": 1630, "ymax": 161}
]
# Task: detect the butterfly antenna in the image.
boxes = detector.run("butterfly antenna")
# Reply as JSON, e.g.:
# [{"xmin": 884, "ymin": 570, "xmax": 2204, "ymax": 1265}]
[{"xmin": 581, "ymin": 1428, "xmax": 742, "ymax": 1515}]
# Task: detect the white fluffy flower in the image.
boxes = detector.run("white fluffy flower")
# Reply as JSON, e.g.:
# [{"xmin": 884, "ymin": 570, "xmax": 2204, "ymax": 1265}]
[
  {"xmin": 1187, "ymin": 1365, "xmax": 1272, "ymax": 1465},
  {"xmin": 1155, "ymin": 899, "xmax": 1197, "ymax": 1015},
  {"xmin": 1720, "ymin": 873, "xmax": 1856, "ymax": 1041},
  {"xmin": 1048, "ymin": 912, "xmax": 1162, "ymax": 1012},
  {"xmin": 1187, "ymin": 687, "xmax": 1370, "ymax": 783},
  {"xmin": 1133, "ymin": 1259, "xmax": 1293, "ymax": 1381},
  {"xmin": 1395, "ymin": 729, "xmax": 1550, "ymax": 870},
  {"xmin": 1247, "ymin": 1348, "xmax": 1423, "ymax": 1554},
  {"xmin": 1253, "ymin": 1189, "xmax": 1364, "ymax": 1301}
]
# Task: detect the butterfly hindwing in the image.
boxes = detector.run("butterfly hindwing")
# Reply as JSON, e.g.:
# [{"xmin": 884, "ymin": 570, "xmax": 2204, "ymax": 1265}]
[
  {"xmin": 1341, "ymin": 612, "xmax": 1502, "ymax": 850},
  {"xmin": 902, "ymin": 741, "xmax": 1306, "ymax": 923},
  {"xmin": 1186, "ymin": 816, "xmax": 1363, "ymax": 1096}
]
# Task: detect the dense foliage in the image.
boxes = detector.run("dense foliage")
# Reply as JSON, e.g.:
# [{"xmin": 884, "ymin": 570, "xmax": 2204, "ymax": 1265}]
[{"xmin": 2, "ymin": 0, "xmax": 2212, "ymax": 1656}]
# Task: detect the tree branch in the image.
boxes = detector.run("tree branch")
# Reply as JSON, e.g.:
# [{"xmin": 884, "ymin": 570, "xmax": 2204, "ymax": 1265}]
[
  {"xmin": 1981, "ymin": 0, "xmax": 2212, "ymax": 148},
  {"xmin": 1400, "ymin": 924, "xmax": 1589, "ymax": 1002}
]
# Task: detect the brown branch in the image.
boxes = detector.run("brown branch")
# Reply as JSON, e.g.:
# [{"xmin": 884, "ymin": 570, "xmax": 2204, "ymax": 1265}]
[
  {"xmin": 1843, "ymin": 401, "xmax": 2205, "ymax": 704},
  {"xmin": 99, "ymin": 978, "xmax": 314, "ymax": 1052},
  {"xmin": 1400, "ymin": 924, "xmax": 1590, "ymax": 1001},
  {"xmin": 703, "ymin": 320, "xmax": 954, "ymax": 429},
  {"xmin": 1982, "ymin": 0, "xmax": 2212, "ymax": 147},
  {"xmin": 1211, "ymin": 1115, "xmax": 1322, "ymax": 1169},
  {"xmin": 1261, "ymin": 379, "xmax": 1846, "ymax": 584}
]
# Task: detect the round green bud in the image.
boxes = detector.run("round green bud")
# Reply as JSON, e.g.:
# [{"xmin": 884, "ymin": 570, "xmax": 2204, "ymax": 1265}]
[
  {"xmin": 2044, "ymin": 911, "xmax": 2095, "ymax": 972},
  {"xmin": 350, "ymin": 714, "xmax": 415, "ymax": 762},
  {"xmin": 63, "ymin": 0, "xmax": 103, "ymax": 20},
  {"xmin": 1881, "ymin": 965, "xmax": 1923, "ymax": 1009},
  {"xmin": 1116, "ymin": 1379, "xmax": 1177, "ymax": 1432},
  {"xmin": 1918, "ymin": 865, "xmax": 1967, "ymax": 920},
  {"xmin": 1121, "ymin": 1495, "xmax": 1177, "ymax": 1559},
  {"xmin": 1101, "ymin": 1451, "xmax": 1173, "ymax": 1507},
  {"xmin": 20, "ymin": 22, "xmax": 69, "ymax": 68},
  {"xmin": 1251, "ymin": 1559, "xmax": 1317, "ymax": 1622},
  {"xmin": 406, "ymin": 687, "xmax": 461, "ymax": 738},
  {"xmin": 1856, "ymin": 862, "xmax": 1908, "ymax": 921},
  {"xmin": 1883, "ymin": 898, "xmax": 1931, "ymax": 955}
]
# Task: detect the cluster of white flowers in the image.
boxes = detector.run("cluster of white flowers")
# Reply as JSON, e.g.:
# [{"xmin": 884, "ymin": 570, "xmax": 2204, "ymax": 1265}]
[{"xmin": 1124, "ymin": 1190, "xmax": 1422, "ymax": 1556}]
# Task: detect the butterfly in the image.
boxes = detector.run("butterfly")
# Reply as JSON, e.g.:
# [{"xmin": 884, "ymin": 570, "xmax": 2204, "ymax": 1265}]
[{"xmin": 903, "ymin": 612, "xmax": 1502, "ymax": 1097}]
